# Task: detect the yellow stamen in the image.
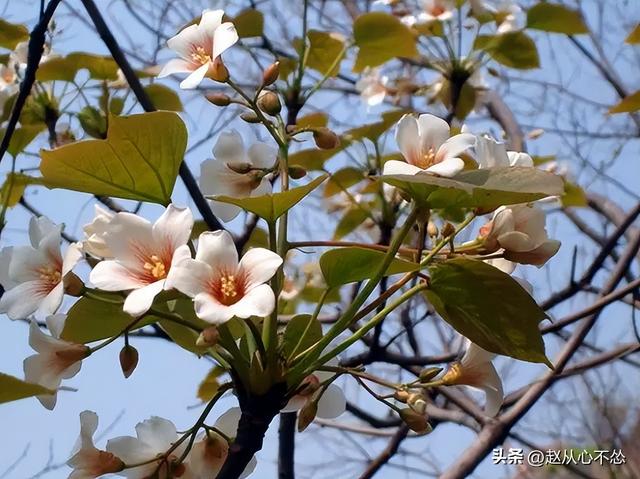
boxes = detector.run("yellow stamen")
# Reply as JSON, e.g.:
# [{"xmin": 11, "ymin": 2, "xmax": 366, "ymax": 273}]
[
  {"xmin": 38, "ymin": 266, "xmax": 61, "ymax": 285},
  {"xmin": 143, "ymin": 255, "xmax": 167, "ymax": 279},
  {"xmin": 415, "ymin": 147, "xmax": 437, "ymax": 169},
  {"xmin": 220, "ymin": 275, "xmax": 237, "ymax": 299},
  {"xmin": 191, "ymin": 46, "xmax": 212, "ymax": 66}
]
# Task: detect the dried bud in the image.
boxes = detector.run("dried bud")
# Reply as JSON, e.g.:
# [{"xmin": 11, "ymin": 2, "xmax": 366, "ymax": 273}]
[
  {"xmin": 206, "ymin": 92, "xmax": 231, "ymax": 106},
  {"xmin": 399, "ymin": 408, "xmax": 432, "ymax": 435},
  {"xmin": 196, "ymin": 326, "xmax": 220, "ymax": 347},
  {"xmin": 257, "ymin": 90, "xmax": 282, "ymax": 115},
  {"xmin": 208, "ymin": 58, "xmax": 229, "ymax": 82},
  {"xmin": 407, "ymin": 393, "xmax": 427, "ymax": 415},
  {"xmin": 441, "ymin": 222, "xmax": 455, "ymax": 238},
  {"xmin": 288, "ymin": 165, "xmax": 307, "ymax": 179},
  {"xmin": 298, "ymin": 399, "xmax": 318, "ymax": 432},
  {"xmin": 426, "ymin": 221, "xmax": 439, "ymax": 238},
  {"xmin": 119, "ymin": 344, "xmax": 139, "ymax": 378},
  {"xmin": 419, "ymin": 366, "xmax": 443, "ymax": 383},
  {"xmin": 262, "ymin": 61, "xmax": 280, "ymax": 86},
  {"xmin": 63, "ymin": 272, "xmax": 85, "ymax": 297},
  {"xmin": 394, "ymin": 390, "xmax": 410, "ymax": 403},
  {"xmin": 240, "ymin": 111, "xmax": 261, "ymax": 123},
  {"xmin": 298, "ymin": 374, "xmax": 321, "ymax": 397},
  {"xmin": 226, "ymin": 161, "xmax": 253, "ymax": 174},
  {"xmin": 313, "ymin": 127, "xmax": 340, "ymax": 150}
]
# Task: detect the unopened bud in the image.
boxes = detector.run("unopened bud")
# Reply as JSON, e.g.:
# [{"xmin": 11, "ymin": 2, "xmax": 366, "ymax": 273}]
[
  {"xmin": 208, "ymin": 58, "xmax": 229, "ymax": 82},
  {"xmin": 399, "ymin": 408, "xmax": 432, "ymax": 434},
  {"xmin": 298, "ymin": 400, "xmax": 317, "ymax": 432},
  {"xmin": 240, "ymin": 111, "xmax": 261, "ymax": 123},
  {"xmin": 257, "ymin": 90, "xmax": 281, "ymax": 115},
  {"xmin": 426, "ymin": 221, "xmax": 438, "ymax": 238},
  {"xmin": 206, "ymin": 92, "xmax": 231, "ymax": 106},
  {"xmin": 419, "ymin": 366, "xmax": 442, "ymax": 383},
  {"xmin": 288, "ymin": 165, "xmax": 307, "ymax": 179},
  {"xmin": 394, "ymin": 390, "xmax": 410, "ymax": 403},
  {"xmin": 196, "ymin": 326, "xmax": 220, "ymax": 347},
  {"xmin": 407, "ymin": 393, "xmax": 427, "ymax": 415},
  {"xmin": 441, "ymin": 222, "xmax": 455, "ymax": 238},
  {"xmin": 262, "ymin": 61, "xmax": 280, "ymax": 86},
  {"xmin": 298, "ymin": 374, "xmax": 320, "ymax": 397},
  {"xmin": 63, "ymin": 272, "xmax": 85, "ymax": 297},
  {"xmin": 226, "ymin": 161, "xmax": 253, "ymax": 174},
  {"xmin": 119, "ymin": 344, "xmax": 139, "ymax": 378},
  {"xmin": 313, "ymin": 127, "xmax": 340, "ymax": 150}
]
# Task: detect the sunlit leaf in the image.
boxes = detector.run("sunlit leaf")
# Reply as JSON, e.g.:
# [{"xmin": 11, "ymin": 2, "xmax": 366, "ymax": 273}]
[
  {"xmin": 36, "ymin": 53, "xmax": 120, "ymax": 82},
  {"xmin": 0, "ymin": 124, "xmax": 46, "ymax": 157},
  {"xmin": 324, "ymin": 167, "xmax": 365, "ymax": 197},
  {"xmin": 474, "ymin": 32, "xmax": 539, "ymax": 69},
  {"xmin": 353, "ymin": 12, "xmax": 418, "ymax": 72},
  {"xmin": 144, "ymin": 84, "xmax": 183, "ymax": 112},
  {"xmin": 526, "ymin": 3, "xmax": 589, "ymax": 35},
  {"xmin": 0, "ymin": 20, "xmax": 28, "ymax": 49},
  {"xmin": 233, "ymin": 9, "xmax": 264, "ymax": 38},
  {"xmin": 0, "ymin": 173, "xmax": 40, "ymax": 207},
  {"xmin": 0, "ymin": 373, "xmax": 53, "ymax": 405},
  {"xmin": 211, "ymin": 174, "xmax": 328, "ymax": 223},
  {"xmin": 304, "ymin": 30, "xmax": 346, "ymax": 77},
  {"xmin": 561, "ymin": 181, "xmax": 588, "ymax": 207},
  {"xmin": 608, "ymin": 90, "xmax": 640, "ymax": 114},
  {"xmin": 625, "ymin": 24, "xmax": 640, "ymax": 44},
  {"xmin": 320, "ymin": 247, "xmax": 418, "ymax": 288},
  {"xmin": 296, "ymin": 112, "xmax": 328, "ymax": 128},
  {"xmin": 344, "ymin": 109, "xmax": 407, "ymax": 142},
  {"xmin": 40, "ymin": 111, "xmax": 187, "ymax": 204},
  {"xmin": 197, "ymin": 366, "xmax": 226, "ymax": 401},
  {"xmin": 282, "ymin": 314, "xmax": 322, "ymax": 360},
  {"xmin": 425, "ymin": 258, "xmax": 550, "ymax": 365}
]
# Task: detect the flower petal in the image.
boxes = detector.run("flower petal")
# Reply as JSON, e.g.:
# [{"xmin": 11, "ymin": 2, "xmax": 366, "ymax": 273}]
[
  {"xmin": 166, "ymin": 24, "xmax": 201, "ymax": 59},
  {"xmin": 228, "ymin": 283, "xmax": 276, "ymax": 318},
  {"xmin": 425, "ymin": 157, "xmax": 464, "ymax": 177},
  {"xmin": 475, "ymin": 135, "xmax": 509, "ymax": 168},
  {"xmin": 194, "ymin": 292, "xmax": 235, "ymax": 324},
  {"xmin": 214, "ymin": 407, "xmax": 241, "ymax": 438},
  {"xmin": 0, "ymin": 281, "xmax": 48, "ymax": 320},
  {"xmin": 152, "ymin": 205, "xmax": 193, "ymax": 252},
  {"xmin": 213, "ymin": 130, "xmax": 245, "ymax": 162},
  {"xmin": 247, "ymin": 142, "xmax": 277, "ymax": 169},
  {"xmin": 382, "ymin": 159, "xmax": 424, "ymax": 176},
  {"xmin": 158, "ymin": 58, "xmax": 195, "ymax": 78},
  {"xmin": 316, "ymin": 384, "xmax": 346, "ymax": 419},
  {"xmin": 179, "ymin": 62, "xmax": 210, "ymax": 89},
  {"xmin": 417, "ymin": 113, "xmax": 450, "ymax": 153},
  {"xmin": 38, "ymin": 282, "xmax": 64, "ymax": 317},
  {"xmin": 195, "ymin": 230, "xmax": 238, "ymax": 271},
  {"xmin": 103, "ymin": 213, "xmax": 153, "ymax": 262},
  {"xmin": 165, "ymin": 258, "xmax": 212, "ymax": 297},
  {"xmin": 436, "ymin": 133, "xmax": 475, "ymax": 162},
  {"xmin": 123, "ymin": 280, "xmax": 165, "ymax": 317},
  {"xmin": 90, "ymin": 260, "xmax": 145, "ymax": 291},
  {"xmin": 106, "ymin": 436, "xmax": 156, "ymax": 467},
  {"xmin": 238, "ymin": 247, "xmax": 283, "ymax": 290},
  {"xmin": 395, "ymin": 114, "xmax": 420, "ymax": 166},
  {"xmin": 211, "ymin": 200, "xmax": 243, "ymax": 223},
  {"xmin": 135, "ymin": 417, "xmax": 178, "ymax": 452},
  {"xmin": 212, "ymin": 22, "xmax": 239, "ymax": 59},
  {"xmin": 507, "ymin": 151, "xmax": 533, "ymax": 167},
  {"xmin": 199, "ymin": 9, "xmax": 225, "ymax": 32}
]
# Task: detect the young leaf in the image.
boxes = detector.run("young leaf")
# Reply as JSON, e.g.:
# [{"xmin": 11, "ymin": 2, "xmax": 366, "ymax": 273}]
[
  {"xmin": 282, "ymin": 314, "xmax": 323, "ymax": 360},
  {"xmin": 144, "ymin": 84, "xmax": 183, "ymax": 112},
  {"xmin": 625, "ymin": 24, "xmax": 640, "ymax": 44},
  {"xmin": 0, "ymin": 20, "xmax": 29, "ymax": 49},
  {"xmin": 197, "ymin": 366, "xmax": 226, "ymax": 401},
  {"xmin": 324, "ymin": 167, "xmax": 365, "ymax": 197},
  {"xmin": 289, "ymin": 146, "xmax": 347, "ymax": 171},
  {"xmin": 382, "ymin": 166, "xmax": 564, "ymax": 209},
  {"xmin": 353, "ymin": 12, "xmax": 418, "ymax": 72},
  {"xmin": 36, "ymin": 53, "xmax": 121, "ymax": 82},
  {"xmin": 320, "ymin": 247, "xmax": 418, "ymax": 288},
  {"xmin": 304, "ymin": 30, "xmax": 346, "ymax": 77},
  {"xmin": 425, "ymin": 258, "xmax": 550, "ymax": 365},
  {"xmin": 473, "ymin": 32, "xmax": 540, "ymax": 70},
  {"xmin": 40, "ymin": 111, "xmax": 187, "ymax": 204},
  {"xmin": 0, "ymin": 373, "xmax": 53, "ymax": 405},
  {"xmin": 344, "ymin": 109, "xmax": 408, "ymax": 142},
  {"xmin": 0, "ymin": 124, "xmax": 45, "ymax": 157},
  {"xmin": 0, "ymin": 173, "xmax": 40, "ymax": 207},
  {"xmin": 211, "ymin": 174, "xmax": 328, "ymax": 223},
  {"xmin": 608, "ymin": 90, "xmax": 640, "ymax": 114},
  {"xmin": 233, "ymin": 9, "xmax": 264, "ymax": 38},
  {"xmin": 526, "ymin": 3, "xmax": 589, "ymax": 35},
  {"xmin": 333, "ymin": 207, "xmax": 370, "ymax": 240}
]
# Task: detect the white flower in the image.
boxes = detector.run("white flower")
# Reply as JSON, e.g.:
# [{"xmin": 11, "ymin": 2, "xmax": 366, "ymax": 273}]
[
  {"xmin": 441, "ymin": 342, "xmax": 503, "ymax": 416},
  {"xmin": 67, "ymin": 411, "xmax": 125, "ymax": 479},
  {"xmin": 281, "ymin": 358, "xmax": 347, "ymax": 420},
  {"xmin": 494, "ymin": 1, "xmax": 523, "ymax": 34},
  {"xmin": 106, "ymin": 417, "xmax": 188, "ymax": 479},
  {"xmin": 82, "ymin": 205, "xmax": 116, "ymax": 258},
  {"xmin": 89, "ymin": 205, "xmax": 193, "ymax": 317},
  {"xmin": 0, "ymin": 216, "xmax": 82, "ymax": 320},
  {"xmin": 415, "ymin": 0, "xmax": 455, "ymax": 23},
  {"xmin": 166, "ymin": 230, "xmax": 281, "ymax": 324},
  {"xmin": 158, "ymin": 9, "xmax": 238, "ymax": 89},
  {"xmin": 200, "ymin": 131, "xmax": 276, "ymax": 222},
  {"xmin": 479, "ymin": 204, "xmax": 560, "ymax": 267},
  {"xmin": 187, "ymin": 408, "xmax": 257, "ymax": 479},
  {"xmin": 383, "ymin": 114, "xmax": 475, "ymax": 178},
  {"xmin": 475, "ymin": 134, "xmax": 533, "ymax": 169},
  {"xmin": 9, "ymin": 41, "xmax": 56, "ymax": 72},
  {"xmin": 24, "ymin": 317, "xmax": 88, "ymax": 409},
  {"xmin": 0, "ymin": 63, "xmax": 18, "ymax": 111},
  {"xmin": 356, "ymin": 67, "xmax": 388, "ymax": 107}
]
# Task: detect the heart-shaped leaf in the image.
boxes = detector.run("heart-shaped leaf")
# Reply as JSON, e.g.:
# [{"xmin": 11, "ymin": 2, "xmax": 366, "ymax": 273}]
[{"xmin": 0, "ymin": 372, "xmax": 54, "ymax": 405}]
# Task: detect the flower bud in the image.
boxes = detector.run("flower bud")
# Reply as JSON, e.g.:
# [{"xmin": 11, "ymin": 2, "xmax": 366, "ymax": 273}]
[
  {"xmin": 298, "ymin": 374, "xmax": 321, "ymax": 397},
  {"xmin": 63, "ymin": 272, "xmax": 85, "ymax": 297},
  {"xmin": 257, "ymin": 90, "xmax": 282, "ymax": 115},
  {"xmin": 288, "ymin": 165, "xmax": 307, "ymax": 179},
  {"xmin": 196, "ymin": 326, "xmax": 220, "ymax": 347},
  {"xmin": 407, "ymin": 393, "xmax": 427, "ymax": 415},
  {"xmin": 426, "ymin": 221, "xmax": 439, "ymax": 238},
  {"xmin": 262, "ymin": 61, "xmax": 280, "ymax": 86},
  {"xmin": 206, "ymin": 92, "xmax": 231, "ymax": 106},
  {"xmin": 441, "ymin": 222, "xmax": 455, "ymax": 238},
  {"xmin": 208, "ymin": 58, "xmax": 229, "ymax": 82},
  {"xmin": 399, "ymin": 408, "xmax": 432, "ymax": 434},
  {"xmin": 119, "ymin": 344, "xmax": 139, "ymax": 379},
  {"xmin": 394, "ymin": 390, "xmax": 410, "ymax": 403},
  {"xmin": 240, "ymin": 111, "xmax": 261, "ymax": 123},
  {"xmin": 419, "ymin": 366, "xmax": 443, "ymax": 383},
  {"xmin": 298, "ymin": 399, "xmax": 318, "ymax": 432},
  {"xmin": 313, "ymin": 127, "xmax": 340, "ymax": 150}
]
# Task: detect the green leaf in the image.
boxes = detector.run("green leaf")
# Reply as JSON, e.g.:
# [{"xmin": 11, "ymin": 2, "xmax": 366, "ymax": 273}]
[
  {"xmin": 353, "ymin": 12, "xmax": 418, "ymax": 72},
  {"xmin": 625, "ymin": 24, "xmax": 640, "ymax": 44},
  {"xmin": 211, "ymin": 174, "xmax": 328, "ymax": 223},
  {"xmin": 296, "ymin": 112, "xmax": 328, "ymax": 128},
  {"xmin": 561, "ymin": 181, "xmax": 587, "ymax": 207},
  {"xmin": 304, "ymin": 30, "xmax": 346, "ymax": 77},
  {"xmin": 197, "ymin": 366, "xmax": 226, "ymax": 401},
  {"xmin": 320, "ymin": 247, "xmax": 418, "ymax": 288},
  {"xmin": 40, "ymin": 111, "xmax": 187, "ymax": 204},
  {"xmin": 425, "ymin": 258, "xmax": 550, "ymax": 364},
  {"xmin": 77, "ymin": 106, "xmax": 107, "ymax": 139},
  {"xmin": 608, "ymin": 90, "xmax": 640, "ymax": 114},
  {"xmin": 144, "ymin": 84, "xmax": 183, "ymax": 112},
  {"xmin": 333, "ymin": 207, "xmax": 370, "ymax": 240},
  {"xmin": 474, "ymin": 32, "xmax": 540, "ymax": 69},
  {"xmin": 344, "ymin": 109, "xmax": 408, "ymax": 142},
  {"xmin": 0, "ymin": 20, "xmax": 28, "ymax": 49},
  {"xmin": 60, "ymin": 295, "xmax": 158, "ymax": 343},
  {"xmin": 0, "ymin": 124, "xmax": 46, "ymax": 157},
  {"xmin": 324, "ymin": 167, "xmax": 365, "ymax": 197},
  {"xmin": 0, "ymin": 373, "xmax": 53, "ymax": 405},
  {"xmin": 289, "ymin": 147, "xmax": 345, "ymax": 171},
  {"xmin": 158, "ymin": 299, "xmax": 210, "ymax": 354},
  {"xmin": 0, "ymin": 173, "xmax": 40, "ymax": 207},
  {"xmin": 233, "ymin": 9, "xmax": 264, "ymax": 38},
  {"xmin": 382, "ymin": 166, "xmax": 564, "ymax": 209},
  {"xmin": 526, "ymin": 3, "xmax": 589, "ymax": 34},
  {"xmin": 282, "ymin": 314, "xmax": 322, "ymax": 360},
  {"xmin": 36, "ymin": 53, "xmax": 120, "ymax": 82}
]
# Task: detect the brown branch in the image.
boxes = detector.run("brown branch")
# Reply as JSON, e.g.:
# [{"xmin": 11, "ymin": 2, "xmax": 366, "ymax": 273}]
[{"xmin": 357, "ymin": 425, "xmax": 410, "ymax": 479}]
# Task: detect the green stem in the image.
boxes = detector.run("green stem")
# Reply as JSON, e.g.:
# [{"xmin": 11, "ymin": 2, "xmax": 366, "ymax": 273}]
[{"xmin": 420, "ymin": 213, "xmax": 476, "ymax": 267}]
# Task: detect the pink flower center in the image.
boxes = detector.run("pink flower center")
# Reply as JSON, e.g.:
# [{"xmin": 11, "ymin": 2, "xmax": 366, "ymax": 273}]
[
  {"xmin": 210, "ymin": 272, "xmax": 245, "ymax": 306},
  {"xmin": 412, "ymin": 146, "xmax": 438, "ymax": 169},
  {"xmin": 143, "ymin": 254, "xmax": 168, "ymax": 280},
  {"xmin": 191, "ymin": 46, "xmax": 212, "ymax": 66},
  {"xmin": 37, "ymin": 265, "xmax": 62, "ymax": 291}
]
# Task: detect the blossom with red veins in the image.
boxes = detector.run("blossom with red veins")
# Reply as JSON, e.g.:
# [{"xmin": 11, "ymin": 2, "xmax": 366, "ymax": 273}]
[
  {"xmin": 89, "ymin": 205, "xmax": 194, "ymax": 317},
  {"xmin": 403, "ymin": 0, "xmax": 455, "ymax": 25},
  {"xmin": 165, "ymin": 230, "xmax": 282, "ymax": 325},
  {"xmin": 24, "ymin": 317, "xmax": 88, "ymax": 409},
  {"xmin": 383, "ymin": 113, "xmax": 476, "ymax": 178},
  {"xmin": 67, "ymin": 411, "xmax": 125, "ymax": 479},
  {"xmin": 158, "ymin": 9, "xmax": 238, "ymax": 89},
  {"xmin": 441, "ymin": 341, "xmax": 503, "ymax": 416},
  {"xmin": 0, "ymin": 216, "xmax": 82, "ymax": 320}
]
